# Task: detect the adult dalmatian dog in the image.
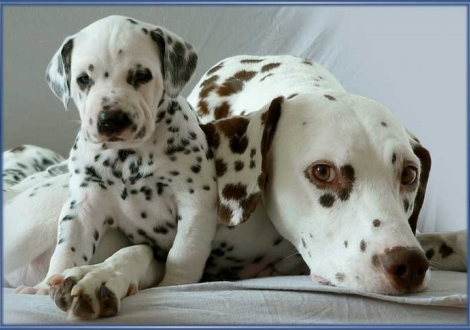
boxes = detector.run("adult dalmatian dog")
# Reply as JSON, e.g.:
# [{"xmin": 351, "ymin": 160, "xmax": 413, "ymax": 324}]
[{"xmin": 3, "ymin": 16, "xmax": 467, "ymax": 320}]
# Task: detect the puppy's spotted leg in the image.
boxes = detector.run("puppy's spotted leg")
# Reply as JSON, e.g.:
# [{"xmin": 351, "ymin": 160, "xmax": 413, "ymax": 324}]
[
  {"xmin": 158, "ymin": 190, "xmax": 217, "ymax": 286},
  {"xmin": 47, "ymin": 245, "xmax": 163, "ymax": 319},
  {"xmin": 15, "ymin": 187, "xmax": 109, "ymax": 295}
]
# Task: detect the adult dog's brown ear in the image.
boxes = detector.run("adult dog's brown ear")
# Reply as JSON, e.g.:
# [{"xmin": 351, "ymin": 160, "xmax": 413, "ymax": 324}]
[
  {"xmin": 200, "ymin": 96, "xmax": 284, "ymax": 226},
  {"xmin": 407, "ymin": 130, "xmax": 432, "ymax": 234}
]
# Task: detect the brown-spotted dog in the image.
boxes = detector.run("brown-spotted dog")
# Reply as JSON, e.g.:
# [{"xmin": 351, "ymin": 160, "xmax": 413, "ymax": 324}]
[{"xmin": 4, "ymin": 54, "xmax": 466, "ymax": 320}]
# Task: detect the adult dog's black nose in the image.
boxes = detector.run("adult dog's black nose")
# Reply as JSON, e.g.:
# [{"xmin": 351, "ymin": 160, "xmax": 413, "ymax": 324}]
[
  {"xmin": 379, "ymin": 246, "xmax": 429, "ymax": 291},
  {"xmin": 97, "ymin": 110, "xmax": 131, "ymax": 135}
]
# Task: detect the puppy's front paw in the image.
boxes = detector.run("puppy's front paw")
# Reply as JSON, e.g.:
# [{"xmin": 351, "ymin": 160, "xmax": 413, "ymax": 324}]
[
  {"xmin": 47, "ymin": 264, "xmax": 137, "ymax": 319},
  {"xmin": 14, "ymin": 281, "xmax": 49, "ymax": 295}
]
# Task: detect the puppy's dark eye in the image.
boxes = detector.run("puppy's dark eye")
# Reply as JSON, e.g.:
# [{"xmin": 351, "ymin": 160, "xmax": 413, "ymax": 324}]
[
  {"xmin": 135, "ymin": 69, "xmax": 152, "ymax": 82},
  {"xmin": 401, "ymin": 165, "xmax": 418, "ymax": 185},
  {"xmin": 312, "ymin": 164, "xmax": 336, "ymax": 183},
  {"xmin": 77, "ymin": 74, "xmax": 91, "ymax": 85}
]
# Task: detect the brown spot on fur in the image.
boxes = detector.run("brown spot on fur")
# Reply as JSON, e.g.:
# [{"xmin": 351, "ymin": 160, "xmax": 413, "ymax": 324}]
[
  {"xmin": 215, "ymin": 158, "xmax": 228, "ymax": 177},
  {"xmin": 197, "ymin": 100, "xmax": 209, "ymax": 116},
  {"xmin": 233, "ymin": 70, "xmax": 257, "ymax": 81},
  {"xmin": 199, "ymin": 76, "xmax": 218, "ymax": 99},
  {"xmin": 261, "ymin": 111, "xmax": 268, "ymax": 125},
  {"xmin": 260, "ymin": 97, "xmax": 283, "ymax": 177},
  {"xmin": 201, "ymin": 75, "xmax": 218, "ymax": 88},
  {"xmin": 303, "ymin": 59, "xmax": 313, "ymax": 65},
  {"xmin": 392, "ymin": 153, "xmax": 397, "ymax": 164},
  {"xmin": 216, "ymin": 117, "xmax": 250, "ymax": 138},
  {"xmin": 373, "ymin": 219, "xmax": 382, "ymax": 227},
  {"xmin": 381, "ymin": 121, "xmax": 388, "ymax": 127},
  {"xmin": 216, "ymin": 116, "xmax": 250, "ymax": 154},
  {"xmin": 360, "ymin": 240, "xmax": 367, "ymax": 252},
  {"xmin": 240, "ymin": 193, "xmax": 260, "ymax": 222},
  {"xmin": 257, "ymin": 173, "xmax": 267, "ymax": 191},
  {"xmin": 10, "ymin": 146, "xmax": 26, "ymax": 153},
  {"xmin": 439, "ymin": 243, "xmax": 454, "ymax": 258},
  {"xmin": 335, "ymin": 273, "xmax": 345, "ymax": 282},
  {"xmin": 261, "ymin": 62, "xmax": 281, "ymax": 72},
  {"xmin": 425, "ymin": 248, "xmax": 435, "ymax": 260},
  {"xmin": 200, "ymin": 123, "xmax": 220, "ymax": 150},
  {"xmin": 241, "ymin": 58, "xmax": 264, "ymax": 63},
  {"xmin": 319, "ymin": 194, "xmax": 335, "ymax": 208},
  {"xmin": 302, "ymin": 238, "xmax": 307, "ymax": 249},
  {"xmin": 218, "ymin": 203, "xmax": 232, "ymax": 225},
  {"xmin": 260, "ymin": 73, "xmax": 273, "ymax": 82},
  {"xmin": 338, "ymin": 165, "xmax": 355, "ymax": 201},
  {"xmin": 222, "ymin": 183, "xmax": 248, "ymax": 200},
  {"xmin": 408, "ymin": 145, "xmax": 431, "ymax": 234},
  {"xmin": 217, "ymin": 77, "xmax": 244, "ymax": 96},
  {"xmin": 324, "ymin": 94, "xmax": 336, "ymax": 101},
  {"xmin": 207, "ymin": 63, "xmax": 223, "ymax": 75},
  {"xmin": 344, "ymin": 241, "xmax": 348, "ymax": 248},
  {"xmin": 214, "ymin": 102, "xmax": 231, "ymax": 119},
  {"xmin": 287, "ymin": 93, "xmax": 298, "ymax": 100}
]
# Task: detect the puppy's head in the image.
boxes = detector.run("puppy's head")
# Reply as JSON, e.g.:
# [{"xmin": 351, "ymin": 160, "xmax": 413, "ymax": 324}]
[
  {"xmin": 203, "ymin": 93, "xmax": 431, "ymax": 295},
  {"xmin": 46, "ymin": 15, "xmax": 197, "ymax": 148}
]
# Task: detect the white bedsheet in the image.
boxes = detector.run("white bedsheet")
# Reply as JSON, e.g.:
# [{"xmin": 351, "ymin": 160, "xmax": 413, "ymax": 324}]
[{"xmin": 3, "ymin": 271, "xmax": 467, "ymax": 325}]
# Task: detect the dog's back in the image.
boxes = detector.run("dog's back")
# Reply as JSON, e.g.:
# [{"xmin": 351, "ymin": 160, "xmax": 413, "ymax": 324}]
[{"xmin": 188, "ymin": 55, "xmax": 344, "ymax": 122}]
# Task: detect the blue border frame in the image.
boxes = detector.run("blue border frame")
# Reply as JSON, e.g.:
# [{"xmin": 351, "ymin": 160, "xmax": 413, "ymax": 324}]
[{"xmin": 0, "ymin": 1, "xmax": 468, "ymax": 329}]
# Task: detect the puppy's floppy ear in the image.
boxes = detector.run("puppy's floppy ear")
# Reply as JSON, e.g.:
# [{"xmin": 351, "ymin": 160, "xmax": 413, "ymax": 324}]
[
  {"xmin": 150, "ymin": 27, "xmax": 198, "ymax": 98},
  {"xmin": 406, "ymin": 130, "xmax": 432, "ymax": 234},
  {"xmin": 45, "ymin": 36, "xmax": 75, "ymax": 110},
  {"xmin": 200, "ymin": 96, "xmax": 284, "ymax": 226}
]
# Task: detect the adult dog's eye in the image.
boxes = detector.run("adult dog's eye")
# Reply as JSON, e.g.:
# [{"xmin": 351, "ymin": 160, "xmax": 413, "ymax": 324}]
[
  {"xmin": 401, "ymin": 165, "xmax": 418, "ymax": 185},
  {"xmin": 77, "ymin": 74, "xmax": 91, "ymax": 85},
  {"xmin": 135, "ymin": 69, "xmax": 152, "ymax": 82},
  {"xmin": 312, "ymin": 164, "xmax": 336, "ymax": 183}
]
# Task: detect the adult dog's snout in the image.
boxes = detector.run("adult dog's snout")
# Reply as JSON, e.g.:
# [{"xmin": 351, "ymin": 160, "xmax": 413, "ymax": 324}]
[
  {"xmin": 380, "ymin": 246, "xmax": 429, "ymax": 291},
  {"xmin": 97, "ymin": 110, "xmax": 132, "ymax": 135}
]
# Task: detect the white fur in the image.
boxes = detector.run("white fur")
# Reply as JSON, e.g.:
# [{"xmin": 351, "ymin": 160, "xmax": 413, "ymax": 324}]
[{"xmin": 4, "ymin": 50, "xmax": 466, "ymax": 319}]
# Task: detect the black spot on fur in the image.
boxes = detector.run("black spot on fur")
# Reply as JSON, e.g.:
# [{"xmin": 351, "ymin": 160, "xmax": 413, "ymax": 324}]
[
  {"xmin": 121, "ymin": 188, "xmax": 128, "ymax": 200},
  {"xmin": 439, "ymin": 243, "xmax": 454, "ymax": 258},
  {"xmin": 360, "ymin": 240, "xmax": 367, "ymax": 252},
  {"xmin": 191, "ymin": 164, "xmax": 201, "ymax": 173},
  {"xmin": 426, "ymin": 248, "xmax": 435, "ymax": 260},
  {"xmin": 153, "ymin": 226, "xmax": 168, "ymax": 234}
]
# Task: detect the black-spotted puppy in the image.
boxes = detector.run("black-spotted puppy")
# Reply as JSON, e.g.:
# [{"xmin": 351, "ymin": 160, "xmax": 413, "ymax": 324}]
[{"xmin": 12, "ymin": 15, "xmax": 218, "ymax": 301}]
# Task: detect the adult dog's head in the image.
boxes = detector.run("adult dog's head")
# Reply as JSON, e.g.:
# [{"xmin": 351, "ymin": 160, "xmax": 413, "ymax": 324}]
[
  {"xmin": 202, "ymin": 92, "xmax": 431, "ymax": 295},
  {"xmin": 46, "ymin": 15, "xmax": 197, "ymax": 148}
]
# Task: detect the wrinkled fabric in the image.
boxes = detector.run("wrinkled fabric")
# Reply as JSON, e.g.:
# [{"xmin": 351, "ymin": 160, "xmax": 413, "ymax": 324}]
[{"xmin": 4, "ymin": 271, "xmax": 466, "ymax": 324}]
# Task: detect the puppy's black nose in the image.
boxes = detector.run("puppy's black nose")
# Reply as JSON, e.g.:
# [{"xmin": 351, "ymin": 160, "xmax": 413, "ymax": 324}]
[
  {"xmin": 380, "ymin": 246, "xmax": 429, "ymax": 292},
  {"xmin": 97, "ymin": 110, "xmax": 131, "ymax": 135}
]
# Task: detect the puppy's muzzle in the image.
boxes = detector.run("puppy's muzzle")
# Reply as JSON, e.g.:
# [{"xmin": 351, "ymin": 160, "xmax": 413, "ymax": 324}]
[
  {"xmin": 379, "ymin": 246, "xmax": 429, "ymax": 292},
  {"xmin": 97, "ymin": 110, "xmax": 132, "ymax": 136}
]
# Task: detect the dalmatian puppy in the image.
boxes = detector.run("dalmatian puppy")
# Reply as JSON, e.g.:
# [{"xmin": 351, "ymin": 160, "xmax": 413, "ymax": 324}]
[
  {"xmin": 9, "ymin": 15, "xmax": 219, "ymax": 303},
  {"xmin": 5, "ymin": 54, "xmax": 467, "ymax": 319}
]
